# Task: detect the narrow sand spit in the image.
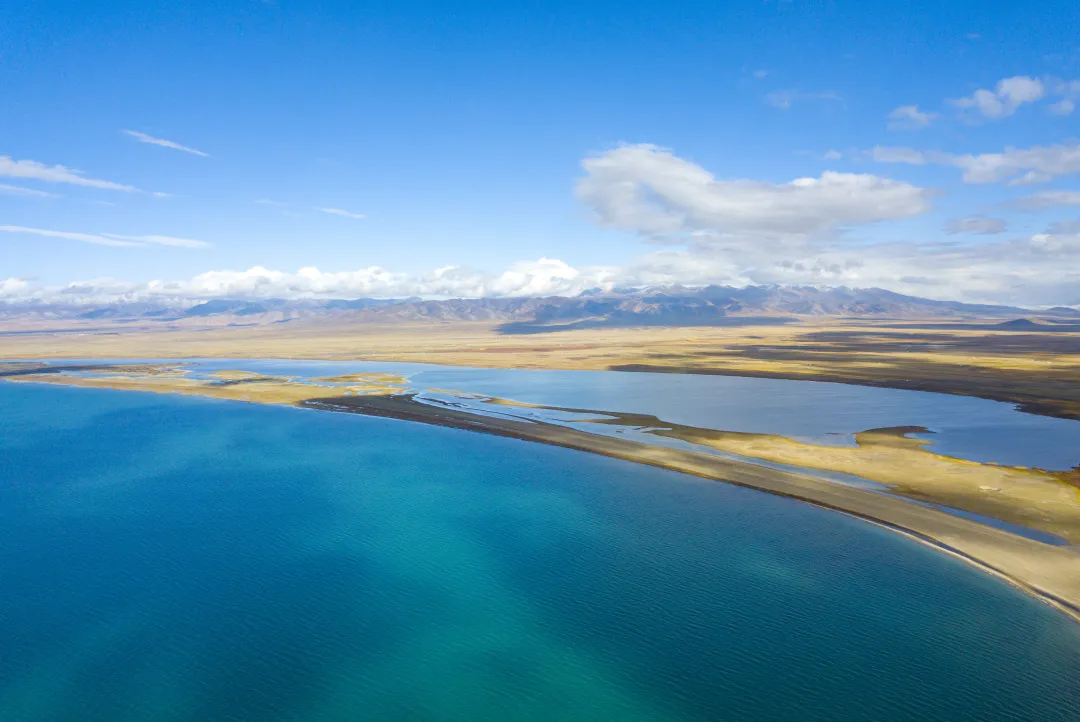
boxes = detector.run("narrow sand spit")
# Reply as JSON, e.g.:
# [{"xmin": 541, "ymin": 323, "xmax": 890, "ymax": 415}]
[{"xmin": 306, "ymin": 393, "xmax": 1080, "ymax": 624}]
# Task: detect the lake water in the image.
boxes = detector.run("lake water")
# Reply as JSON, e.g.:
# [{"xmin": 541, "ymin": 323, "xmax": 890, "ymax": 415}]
[
  {"xmin": 2, "ymin": 381, "xmax": 1079, "ymax": 721},
  {"xmin": 48, "ymin": 357, "xmax": 1080, "ymax": 470}
]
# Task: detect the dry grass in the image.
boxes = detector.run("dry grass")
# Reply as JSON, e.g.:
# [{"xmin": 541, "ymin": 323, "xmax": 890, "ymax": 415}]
[
  {"xmin": 7, "ymin": 371, "xmax": 402, "ymax": 405},
  {"xmin": 3, "ymin": 315, "xmax": 1079, "ymax": 418}
]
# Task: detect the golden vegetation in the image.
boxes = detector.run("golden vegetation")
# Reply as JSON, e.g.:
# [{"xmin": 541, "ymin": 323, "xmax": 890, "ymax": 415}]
[
  {"xmin": 661, "ymin": 425, "xmax": 1080, "ymax": 542},
  {"xmin": 2, "ymin": 317, "xmax": 1078, "ymax": 418},
  {"xmin": 6, "ymin": 369, "xmax": 404, "ymax": 405},
  {"xmin": 7, "ymin": 359, "xmax": 1080, "ymax": 543},
  {"xmin": 478, "ymin": 396, "xmax": 1080, "ymax": 542}
]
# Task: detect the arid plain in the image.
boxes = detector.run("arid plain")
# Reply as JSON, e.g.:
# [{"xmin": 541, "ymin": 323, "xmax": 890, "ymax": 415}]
[{"xmin": 4, "ymin": 313, "xmax": 1080, "ymax": 419}]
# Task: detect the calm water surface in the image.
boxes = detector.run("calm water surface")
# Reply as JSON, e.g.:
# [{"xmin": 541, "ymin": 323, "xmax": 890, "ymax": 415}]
[
  {"xmin": 59, "ymin": 357, "xmax": 1080, "ymax": 470},
  {"xmin": 1, "ymin": 382, "xmax": 1079, "ymax": 721}
]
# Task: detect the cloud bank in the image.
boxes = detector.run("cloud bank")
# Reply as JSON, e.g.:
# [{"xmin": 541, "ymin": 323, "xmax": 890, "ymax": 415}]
[
  {"xmin": 871, "ymin": 142, "xmax": 1080, "ymax": 185},
  {"xmin": 5, "ymin": 145, "xmax": 1079, "ymax": 308},
  {"xmin": 576, "ymin": 144, "xmax": 932, "ymax": 237}
]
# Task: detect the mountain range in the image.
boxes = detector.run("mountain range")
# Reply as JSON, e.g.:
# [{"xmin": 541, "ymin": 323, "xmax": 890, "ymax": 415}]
[{"xmin": 2, "ymin": 286, "xmax": 1078, "ymax": 332}]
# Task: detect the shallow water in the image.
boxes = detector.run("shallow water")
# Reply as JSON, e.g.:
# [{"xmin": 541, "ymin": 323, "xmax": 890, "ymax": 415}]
[
  {"xmin": 2, "ymin": 382, "xmax": 1079, "ymax": 721},
  {"xmin": 40, "ymin": 357, "xmax": 1080, "ymax": 470}
]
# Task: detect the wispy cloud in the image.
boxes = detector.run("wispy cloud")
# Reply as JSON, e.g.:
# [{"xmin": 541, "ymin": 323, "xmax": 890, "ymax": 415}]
[
  {"xmin": 0, "ymin": 225, "xmax": 140, "ymax": 247},
  {"xmin": 101, "ymin": 233, "xmax": 210, "ymax": 248},
  {"xmin": 0, "ymin": 183, "xmax": 60, "ymax": 198},
  {"xmin": 870, "ymin": 142, "xmax": 1080, "ymax": 184},
  {"xmin": 122, "ymin": 130, "xmax": 210, "ymax": 157},
  {"xmin": 1014, "ymin": 190, "xmax": 1080, "ymax": 210},
  {"xmin": 0, "ymin": 156, "xmax": 136, "ymax": 191},
  {"xmin": 949, "ymin": 76, "xmax": 1045, "ymax": 121},
  {"xmin": 1049, "ymin": 99, "xmax": 1075, "ymax": 116},
  {"xmin": 0, "ymin": 225, "xmax": 209, "ymax": 248},
  {"xmin": 764, "ymin": 89, "xmax": 842, "ymax": 110},
  {"xmin": 945, "ymin": 217, "xmax": 1007, "ymax": 235},
  {"xmin": 886, "ymin": 105, "xmax": 938, "ymax": 131},
  {"xmin": 256, "ymin": 198, "xmax": 288, "ymax": 207},
  {"xmin": 318, "ymin": 207, "xmax": 366, "ymax": 220}
]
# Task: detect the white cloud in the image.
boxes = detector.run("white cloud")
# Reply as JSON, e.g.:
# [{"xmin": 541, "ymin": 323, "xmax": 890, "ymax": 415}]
[
  {"xmin": 952, "ymin": 143, "xmax": 1080, "ymax": 183},
  {"xmin": 100, "ymin": 233, "xmax": 210, "ymax": 248},
  {"xmin": 0, "ymin": 156, "xmax": 136, "ymax": 191},
  {"xmin": 752, "ymin": 69, "xmax": 769, "ymax": 80},
  {"xmin": 122, "ymin": 130, "xmax": 210, "ymax": 157},
  {"xmin": 0, "ymin": 225, "xmax": 141, "ymax": 247},
  {"xmin": 945, "ymin": 217, "xmax": 1007, "ymax": 235},
  {"xmin": 6, "ymin": 143, "xmax": 1080, "ymax": 309},
  {"xmin": 871, "ymin": 142, "xmax": 1080, "ymax": 184},
  {"xmin": 0, "ymin": 277, "xmax": 33, "ymax": 298},
  {"xmin": 0, "ymin": 225, "xmax": 209, "ymax": 248},
  {"xmin": 1049, "ymin": 99, "xmax": 1075, "ymax": 116},
  {"xmin": 318, "ymin": 207, "xmax": 366, "ymax": 220},
  {"xmin": 10, "ymin": 225, "xmax": 1080, "ymax": 307},
  {"xmin": 887, "ymin": 105, "xmax": 938, "ymax": 131},
  {"xmin": 1005, "ymin": 171, "xmax": 1053, "ymax": 186},
  {"xmin": 0, "ymin": 258, "xmax": 618, "ymax": 306},
  {"xmin": 1048, "ymin": 219, "xmax": 1080, "ymax": 234},
  {"xmin": 822, "ymin": 149, "xmax": 843, "ymax": 160},
  {"xmin": 764, "ymin": 89, "xmax": 842, "ymax": 109},
  {"xmin": 949, "ymin": 75, "xmax": 1045, "ymax": 120},
  {"xmin": 6, "ymin": 222, "xmax": 1080, "ymax": 308},
  {"xmin": 870, "ymin": 146, "xmax": 929, "ymax": 165},
  {"xmin": 576, "ymin": 144, "xmax": 932, "ymax": 238},
  {"xmin": 1014, "ymin": 191, "xmax": 1080, "ymax": 210},
  {"xmin": 0, "ymin": 183, "xmax": 60, "ymax": 198}
]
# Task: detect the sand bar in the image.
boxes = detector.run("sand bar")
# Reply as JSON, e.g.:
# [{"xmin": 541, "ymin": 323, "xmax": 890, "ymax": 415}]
[
  {"xmin": 5, "ymin": 362, "xmax": 1080, "ymax": 623},
  {"xmin": 305, "ymin": 393, "xmax": 1080, "ymax": 623}
]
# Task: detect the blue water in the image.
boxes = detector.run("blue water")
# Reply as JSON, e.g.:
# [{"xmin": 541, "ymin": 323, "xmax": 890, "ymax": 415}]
[
  {"xmin": 29, "ymin": 358, "xmax": 1080, "ymax": 470},
  {"xmin": 2, "ymin": 382, "xmax": 1079, "ymax": 721}
]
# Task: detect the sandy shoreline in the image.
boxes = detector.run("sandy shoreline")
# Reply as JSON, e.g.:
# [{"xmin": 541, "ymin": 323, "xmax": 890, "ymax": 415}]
[
  {"xmin": 304, "ymin": 393, "xmax": 1080, "ymax": 623},
  {"xmin": 5, "ymin": 362, "xmax": 1080, "ymax": 623}
]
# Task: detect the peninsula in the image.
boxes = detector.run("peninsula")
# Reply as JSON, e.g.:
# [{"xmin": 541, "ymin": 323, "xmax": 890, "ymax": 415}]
[{"xmin": 4, "ymin": 361, "xmax": 1080, "ymax": 624}]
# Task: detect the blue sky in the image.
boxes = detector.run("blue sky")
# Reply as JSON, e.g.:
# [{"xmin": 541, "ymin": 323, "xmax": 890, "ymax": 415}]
[{"xmin": 2, "ymin": 0, "xmax": 1079, "ymax": 305}]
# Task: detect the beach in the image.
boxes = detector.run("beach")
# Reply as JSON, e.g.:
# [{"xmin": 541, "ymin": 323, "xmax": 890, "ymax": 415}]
[{"xmin": 304, "ymin": 392, "xmax": 1080, "ymax": 623}]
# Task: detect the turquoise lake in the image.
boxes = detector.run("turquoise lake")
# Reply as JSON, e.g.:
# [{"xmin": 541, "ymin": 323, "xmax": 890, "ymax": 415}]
[{"xmin": 2, "ymin": 380, "xmax": 1080, "ymax": 721}]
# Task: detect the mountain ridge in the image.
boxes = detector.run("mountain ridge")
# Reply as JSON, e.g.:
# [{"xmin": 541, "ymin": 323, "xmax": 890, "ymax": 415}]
[{"xmin": 2, "ymin": 285, "xmax": 1078, "ymax": 328}]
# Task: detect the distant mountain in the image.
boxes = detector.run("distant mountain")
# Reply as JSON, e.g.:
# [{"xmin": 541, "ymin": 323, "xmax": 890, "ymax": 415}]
[{"xmin": 1, "ymin": 286, "xmax": 1075, "ymax": 330}]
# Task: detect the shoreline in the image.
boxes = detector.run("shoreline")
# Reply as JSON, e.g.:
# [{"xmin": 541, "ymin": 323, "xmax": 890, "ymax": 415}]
[
  {"xmin": 5, "ymin": 363, "xmax": 1080, "ymax": 623},
  {"xmin": 610, "ymin": 363, "xmax": 1080, "ymax": 422},
  {"xmin": 3, "ymin": 342, "xmax": 1079, "ymax": 423},
  {"xmin": 304, "ymin": 393, "xmax": 1080, "ymax": 624}
]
